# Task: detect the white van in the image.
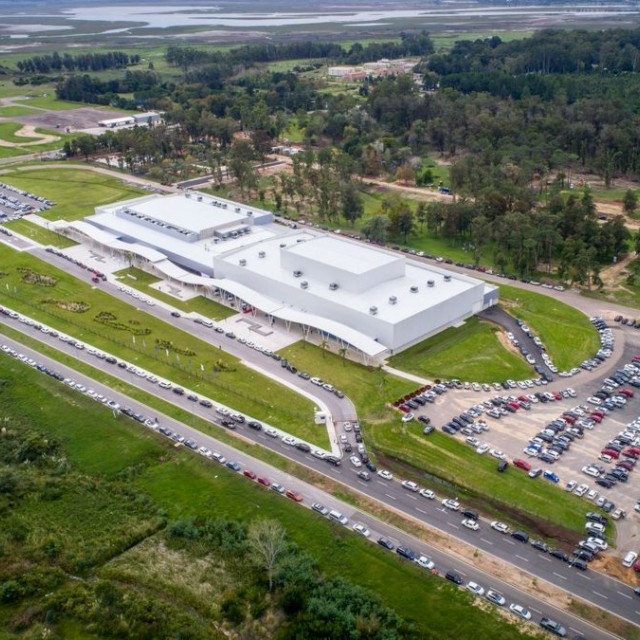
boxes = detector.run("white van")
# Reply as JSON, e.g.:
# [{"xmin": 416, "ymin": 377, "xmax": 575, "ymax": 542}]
[
  {"xmin": 328, "ymin": 510, "xmax": 348, "ymax": 526},
  {"xmin": 201, "ymin": 319, "xmax": 214, "ymax": 328},
  {"xmin": 622, "ymin": 551, "xmax": 638, "ymax": 567}
]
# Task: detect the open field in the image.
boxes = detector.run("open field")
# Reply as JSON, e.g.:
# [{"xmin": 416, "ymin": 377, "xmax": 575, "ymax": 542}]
[
  {"xmin": 0, "ymin": 244, "xmax": 323, "ymax": 445},
  {"xmin": 0, "ymin": 105, "xmax": 40, "ymax": 117},
  {"xmin": 388, "ymin": 316, "xmax": 533, "ymax": 383},
  {"xmin": 0, "ymin": 122, "xmax": 41, "ymax": 142},
  {"xmin": 113, "ymin": 267, "xmax": 236, "ymax": 320},
  {"xmin": 4, "ymin": 218, "xmax": 77, "ymax": 248},
  {"xmin": 278, "ymin": 341, "xmax": 417, "ymax": 420},
  {"xmin": 0, "ymin": 168, "xmax": 146, "ymax": 221},
  {"xmin": 367, "ymin": 420, "xmax": 587, "ymax": 539},
  {"xmin": 0, "ymin": 355, "xmax": 536, "ymax": 640},
  {"xmin": 499, "ymin": 285, "xmax": 599, "ymax": 371}
]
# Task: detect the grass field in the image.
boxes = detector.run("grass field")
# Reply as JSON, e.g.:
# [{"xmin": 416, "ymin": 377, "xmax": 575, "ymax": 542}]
[
  {"xmin": 0, "ymin": 244, "xmax": 324, "ymax": 445},
  {"xmin": 0, "ymin": 105, "xmax": 41, "ymax": 117},
  {"xmin": 0, "ymin": 146, "xmax": 31, "ymax": 159},
  {"xmin": 4, "ymin": 218, "xmax": 77, "ymax": 248},
  {"xmin": 367, "ymin": 420, "xmax": 588, "ymax": 539},
  {"xmin": 113, "ymin": 267, "xmax": 235, "ymax": 320},
  {"xmin": 278, "ymin": 342, "xmax": 417, "ymax": 420},
  {"xmin": 0, "ymin": 121, "xmax": 41, "ymax": 142},
  {"xmin": 0, "ymin": 356, "xmax": 537, "ymax": 640},
  {"xmin": 14, "ymin": 95, "xmax": 91, "ymax": 111},
  {"xmin": 0, "ymin": 168, "xmax": 146, "ymax": 221},
  {"xmin": 499, "ymin": 285, "xmax": 599, "ymax": 371},
  {"xmin": 388, "ymin": 316, "xmax": 533, "ymax": 383}
]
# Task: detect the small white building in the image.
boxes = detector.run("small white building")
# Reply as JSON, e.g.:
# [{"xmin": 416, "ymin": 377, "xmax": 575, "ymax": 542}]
[
  {"xmin": 98, "ymin": 112, "xmax": 162, "ymax": 129},
  {"xmin": 78, "ymin": 192, "xmax": 497, "ymax": 359}
]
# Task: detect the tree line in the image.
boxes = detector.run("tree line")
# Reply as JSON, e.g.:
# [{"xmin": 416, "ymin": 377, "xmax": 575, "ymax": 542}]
[{"xmin": 16, "ymin": 51, "xmax": 139, "ymax": 75}]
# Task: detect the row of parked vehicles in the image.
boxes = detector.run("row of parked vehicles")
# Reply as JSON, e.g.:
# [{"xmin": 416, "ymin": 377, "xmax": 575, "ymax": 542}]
[{"xmin": 45, "ymin": 247, "xmax": 107, "ymax": 281}]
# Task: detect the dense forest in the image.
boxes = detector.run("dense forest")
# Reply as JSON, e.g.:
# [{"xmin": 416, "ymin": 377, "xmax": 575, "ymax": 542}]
[
  {"xmin": 57, "ymin": 27, "xmax": 640, "ymax": 282},
  {"xmin": 17, "ymin": 51, "xmax": 139, "ymax": 74}
]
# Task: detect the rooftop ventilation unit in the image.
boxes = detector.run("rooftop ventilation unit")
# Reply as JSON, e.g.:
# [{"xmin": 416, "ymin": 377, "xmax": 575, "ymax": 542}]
[
  {"xmin": 369, "ymin": 306, "xmax": 378, "ymax": 315},
  {"xmin": 280, "ymin": 243, "xmax": 286, "ymax": 248},
  {"xmin": 247, "ymin": 211, "xmax": 253, "ymax": 216},
  {"xmin": 196, "ymin": 195, "xmax": 202, "ymax": 201},
  {"xmin": 410, "ymin": 285, "xmax": 419, "ymax": 293},
  {"xmin": 389, "ymin": 296, "xmax": 397, "ymax": 305},
  {"xmin": 427, "ymin": 280, "xmax": 435, "ymax": 287},
  {"xmin": 293, "ymin": 270, "xmax": 303, "ymax": 278},
  {"xmin": 300, "ymin": 281, "xmax": 309, "ymax": 289},
  {"xmin": 444, "ymin": 275, "xmax": 452, "ymax": 282},
  {"xmin": 185, "ymin": 192, "xmax": 191, "ymax": 198},
  {"xmin": 258, "ymin": 251, "xmax": 266, "ymax": 258},
  {"xmin": 235, "ymin": 207, "xmax": 241, "ymax": 213},
  {"xmin": 239, "ymin": 258, "xmax": 247, "ymax": 266},
  {"xmin": 329, "ymin": 283, "xmax": 339, "ymax": 290}
]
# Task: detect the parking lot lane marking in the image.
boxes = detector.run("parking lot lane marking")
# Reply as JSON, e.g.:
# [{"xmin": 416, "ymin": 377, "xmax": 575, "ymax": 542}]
[
  {"xmin": 616, "ymin": 591, "xmax": 632, "ymax": 600},
  {"xmin": 515, "ymin": 555, "xmax": 529, "ymax": 562},
  {"xmin": 447, "ymin": 522, "xmax": 459, "ymax": 529},
  {"xmin": 415, "ymin": 507, "xmax": 427, "ymax": 514},
  {"xmin": 552, "ymin": 572, "xmax": 567, "ymax": 581},
  {"xmin": 592, "ymin": 591, "xmax": 608, "ymax": 600},
  {"xmin": 480, "ymin": 538, "xmax": 494, "ymax": 546},
  {"xmin": 385, "ymin": 493, "xmax": 397, "ymax": 501}
]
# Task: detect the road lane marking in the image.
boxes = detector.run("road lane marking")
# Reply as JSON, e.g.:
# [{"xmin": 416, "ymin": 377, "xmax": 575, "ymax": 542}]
[
  {"xmin": 385, "ymin": 493, "xmax": 397, "ymax": 501},
  {"xmin": 576, "ymin": 573, "xmax": 591, "ymax": 580},
  {"xmin": 480, "ymin": 538, "xmax": 494, "ymax": 546},
  {"xmin": 504, "ymin": 539, "xmax": 515, "ymax": 545},
  {"xmin": 538, "ymin": 556, "xmax": 552, "ymax": 562},
  {"xmin": 415, "ymin": 507, "xmax": 427, "ymax": 514},
  {"xmin": 616, "ymin": 591, "xmax": 632, "ymax": 599},
  {"xmin": 407, "ymin": 494, "xmax": 418, "ymax": 500},
  {"xmin": 515, "ymin": 555, "xmax": 529, "ymax": 562},
  {"xmin": 447, "ymin": 522, "xmax": 460, "ymax": 529},
  {"xmin": 593, "ymin": 591, "xmax": 608, "ymax": 600},
  {"xmin": 552, "ymin": 572, "xmax": 567, "ymax": 581}
]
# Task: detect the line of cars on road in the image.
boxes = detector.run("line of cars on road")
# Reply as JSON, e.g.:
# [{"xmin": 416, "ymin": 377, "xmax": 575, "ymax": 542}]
[{"xmin": 45, "ymin": 247, "xmax": 107, "ymax": 283}]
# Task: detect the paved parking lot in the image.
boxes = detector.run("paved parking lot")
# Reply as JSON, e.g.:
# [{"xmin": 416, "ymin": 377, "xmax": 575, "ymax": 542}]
[
  {"xmin": 0, "ymin": 183, "xmax": 52, "ymax": 219},
  {"xmin": 413, "ymin": 323, "xmax": 640, "ymax": 552}
]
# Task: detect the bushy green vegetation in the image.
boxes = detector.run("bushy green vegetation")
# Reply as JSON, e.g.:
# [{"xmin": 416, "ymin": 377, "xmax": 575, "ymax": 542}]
[
  {"xmin": 499, "ymin": 285, "xmax": 599, "ymax": 371},
  {"xmin": 0, "ymin": 357, "xmax": 536, "ymax": 640},
  {"xmin": 0, "ymin": 168, "xmax": 145, "ymax": 221},
  {"xmin": 0, "ymin": 245, "xmax": 322, "ymax": 445},
  {"xmin": 113, "ymin": 267, "xmax": 235, "ymax": 320},
  {"xmin": 388, "ymin": 317, "xmax": 533, "ymax": 383}
]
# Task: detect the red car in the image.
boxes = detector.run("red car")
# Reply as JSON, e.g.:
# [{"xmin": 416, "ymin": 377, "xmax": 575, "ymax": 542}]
[
  {"xmin": 601, "ymin": 449, "xmax": 620, "ymax": 460},
  {"xmin": 513, "ymin": 458, "xmax": 532, "ymax": 472},
  {"xmin": 620, "ymin": 389, "xmax": 634, "ymax": 398},
  {"xmin": 508, "ymin": 402, "xmax": 520, "ymax": 411},
  {"xmin": 285, "ymin": 489, "xmax": 303, "ymax": 502},
  {"xmin": 243, "ymin": 470, "xmax": 257, "ymax": 480},
  {"xmin": 257, "ymin": 477, "xmax": 271, "ymax": 487},
  {"xmin": 633, "ymin": 560, "xmax": 640, "ymax": 573},
  {"xmin": 624, "ymin": 448, "xmax": 640, "ymax": 459},
  {"xmin": 553, "ymin": 393, "xmax": 563, "ymax": 401},
  {"xmin": 589, "ymin": 414, "xmax": 603, "ymax": 423},
  {"xmin": 562, "ymin": 415, "xmax": 577, "ymax": 424},
  {"xmin": 617, "ymin": 461, "xmax": 635, "ymax": 472},
  {"xmin": 633, "ymin": 355, "xmax": 640, "ymax": 362}
]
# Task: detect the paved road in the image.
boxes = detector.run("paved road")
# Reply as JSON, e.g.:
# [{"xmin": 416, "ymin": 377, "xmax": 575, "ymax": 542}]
[
  {"xmin": 1, "ymin": 314, "xmax": 638, "ymax": 637},
  {"xmin": 0, "ymin": 332, "xmax": 623, "ymax": 640}
]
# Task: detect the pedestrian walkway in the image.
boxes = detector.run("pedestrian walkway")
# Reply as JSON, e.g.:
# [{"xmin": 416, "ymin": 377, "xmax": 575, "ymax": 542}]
[{"xmin": 382, "ymin": 365, "xmax": 431, "ymax": 386}]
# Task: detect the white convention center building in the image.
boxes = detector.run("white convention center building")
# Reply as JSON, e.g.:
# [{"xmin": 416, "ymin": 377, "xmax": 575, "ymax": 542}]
[{"xmin": 78, "ymin": 191, "xmax": 498, "ymax": 359}]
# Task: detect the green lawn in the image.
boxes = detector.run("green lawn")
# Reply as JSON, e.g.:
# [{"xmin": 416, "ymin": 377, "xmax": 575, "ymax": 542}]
[
  {"xmin": 0, "ymin": 146, "xmax": 31, "ymax": 159},
  {"xmin": 499, "ymin": 284, "xmax": 599, "ymax": 371},
  {"xmin": 0, "ymin": 121, "xmax": 41, "ymax": 143},
  {"xmin": 14, "ymin": 95, "xmax": 92, "ymax": 111},
  {"xmin": 0, "ymin": 105, "xmax": 41, "ymax": 117},
  {"xmin": 0, "ymin": 356, "xmax": 537, "ymax": 640},
  {"xmin": 0, "ymin": 168, "xmax": 146, "ymax": 221},
  {"xmin": 0, "ymin": 244, "xmax": 324, "ymax": 446},
  {"xmin": 367, "ymin": 421, "xmax": 588, "ymax": 539},
  {"xmin": 278, "ymin": 342, "xmax": 417, "ymax": 420},
  {"xmin": 388, "ymin": 316, "xmax": 533, "ymax": 383},
  {"xmin": 4, "ymin": 218, "xmax": 77, "ymax": 248},
  {"xmin": 113, "ymin": 267, "xmax": 235, "ymax": 320}
]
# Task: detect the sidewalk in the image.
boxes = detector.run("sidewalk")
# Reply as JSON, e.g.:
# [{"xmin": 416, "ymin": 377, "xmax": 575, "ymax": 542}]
[{"xmin": 382, "ymin": 365, "xmax": 431, "ymax": 386}]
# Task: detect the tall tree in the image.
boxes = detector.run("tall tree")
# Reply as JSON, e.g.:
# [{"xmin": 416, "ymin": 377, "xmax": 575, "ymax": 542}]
[{"xmin": 247, "ymin": 519, "xmax": 288, "ymax": 591}]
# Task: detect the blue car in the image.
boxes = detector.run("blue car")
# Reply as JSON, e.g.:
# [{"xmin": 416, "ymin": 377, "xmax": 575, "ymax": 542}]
[
  {"xmin": 544, "ymin": 471, "xmax": 560, "ymax": 483},
  {"xmin": 226, "ymin": 461, "xmax": 241, "ymax": 472}
]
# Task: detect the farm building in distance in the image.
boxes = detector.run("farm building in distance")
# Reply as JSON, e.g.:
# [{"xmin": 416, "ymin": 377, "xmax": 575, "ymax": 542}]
[
  {"xmin": 75, "ymin": 192, "xmax": 497, "ymax": 358},
  {"xmin": 327, "ymin": 58, "xmax": 416, "ymax": 82},
  {"xmin": 98, "ymin": 111, "xmax": 163, "ymax": 128}
]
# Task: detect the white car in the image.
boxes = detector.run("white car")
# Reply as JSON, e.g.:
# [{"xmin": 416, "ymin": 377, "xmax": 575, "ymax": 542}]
[
  {"xmin": 420, "ymin": 488, "xmax": 436, "ymax": 500},
  {"xmin": 462, "ymin": 518, "xmax": 479, "ymax": 531},
  {"xmin": 465, "ymin": 436, "xmax": 480, "ymax": 448},
  {"xmin": 509, "ymin": 604, "xmax": 532, "ymax": 621},
  {"xmin": 490, "ymin": 521, "xmax": 510, "ymax": 534},
  {"xmin": 587, "ymin": 396, "xmax": 602, "ymax": 405},
  {"xmin": 587, "ymin": 536, "xmax": 608, "ymax": 551},
  {"xmin": 402, "ymin": 480, "xmax": 419, "ymax": 492},
  {"xmin": 466, "ymin": 581, "xmax": 485, "ymax": 596},
  {"xmin": 377, "ymin": 470, "xmax": 393, "ymax": 480},
  {"xmin": 442, "ymin": 498, "xmax": 460, "ymax": 511},
  {"xmin": 311, "ymin": 449, "xmax": 326, "ymax": 459},
  {"xmin": 485, "ymin": 590, "xmax": 506, "ymax": 606},
  {"xmin": 574, "ymin": 483, "xmax": 589, "ymax": 497},
  {"xmin": 581, "ymin": 466, "xmax": 601, "ymax": 478},
  {"xmin": 564, "ymin": 480, "xmax": 577, "ymax": 492},
  {"xmin": 349, "ymin": 456, "xmax": 362, "ymax": 468},
  {"xmin": 415, "ymin": 555, "xmax": 435, "ymax": 570},
  {"xmin": 401, "ymin": 412, "xmax": 415, "ymax": 423},
  {"xmin": 352, "ymin": 524, "xmax": 370, "ymax": 538},
  {"xmin": 282, "ymin": 435, "xmax": 297, "ymax": 446},
  {"xmin": 264, "ymin": 427, "xmax": 278, "ymax": 438},
  {"xmin": 585, "ymin": 522, "xmax": 605, "ymax": 534},
  {"xmin": 343, "ymin": 422, "xmax": 352, "ymax": 432},
  {"xmin": 490, "ymin": 449, "xmax": 506, "ymax": 460},
  {"xmin": 586, "ymin": 489, "xmax": 598, "ymax": 501},
  {"xmin": 476, "ymin": 444, "xmax": 490, "ymax": 455}
]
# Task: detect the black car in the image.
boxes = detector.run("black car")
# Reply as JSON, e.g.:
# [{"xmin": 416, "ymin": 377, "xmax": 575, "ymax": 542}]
[
  {"xmin": 296, "ymin": 442, "xmax": 311, "ymax": 453},
  {"xmin": 445, "ymin": 571, "xmax": 463, "ymax": 585},
  {"xmin": 199, "ymin": 399, "xmax": 213, "ymax": 408},
  {"xmin": 596, "ymin": 477, "xmax": 615, "ymax": 488},
  {"xmin": 378, "ymin": 537, "xmax": 395, "ymax": 550},
  {"xmin": 497, "ymin": 460, "xmax": 509, "ymax": 472},
  {"xmin": 105, "ymin": 356, "xmax": 117, "ymax": 364},
  {"xmin": 365, "ymin": 461, "xmax": 377, "ymax": 473},
  {"xmin": 325, "ymin": 456, "xmax": 341, "ymax": 466},
  {"xmin": 511, "ymin": 531, "xmax": 529, "ymax": 543},
  {"xmin": 462, "ymin": 509, "xmax": 478, "ymax": 521},
  {"xmin": 247, "ymin": 420, "xmax": 262, "ymax": 431},
  {"xmin": 396, "ymin": 546, "xmax": 416, "ymax": 560},
  {"xmin": 418, "ymin": 415, "xmax": 431, "ymax": 425},
  {"xmin": 170, "ymin": 311, "xmax": 181, "ymax": 318},
  {"xmin": 442, "ymin": 425, "xmax": 457, "ymax": 435},
  {"xmin": 586, "ymin": 512, "xmax": 608, "ymax": 525},
  {"xmin": 343, "ymin": 443, "xmax": 353, "ymax": 453},
  {"xmin": 549, "ymin": 549, "xmax": 569, "ymax": 562},
  {"xmin": 173, "ymin": 387, "xmax": 185, "ymax": 395}
]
